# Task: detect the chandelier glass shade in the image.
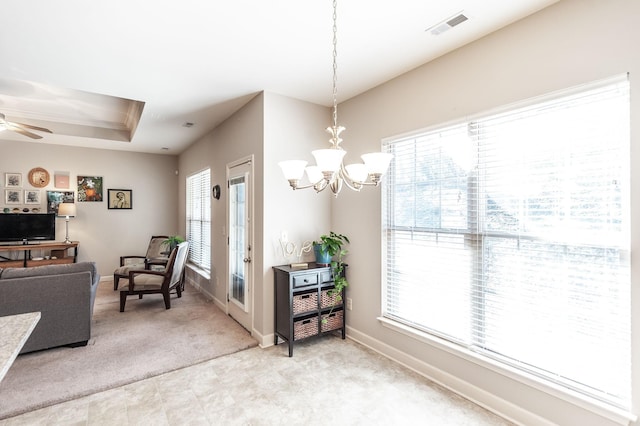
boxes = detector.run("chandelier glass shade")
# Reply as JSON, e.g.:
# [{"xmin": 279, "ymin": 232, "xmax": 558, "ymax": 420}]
[{"xmin": 278, "ymin": 0, "xmax": 392, "ymax": 196}]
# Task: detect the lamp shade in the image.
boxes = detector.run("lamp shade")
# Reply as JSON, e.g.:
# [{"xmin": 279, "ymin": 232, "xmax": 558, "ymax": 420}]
[
  {"xmin": 278, "ymin": 160, "xmax": 307, "ymax": 180},
  {"xmin": 345, "ymin": 163, "xmax": 368, "ymax": 183},
  {"xmin": 57, "ymin": 203, "xmax": 76, "ymax": 218},
  {"xmin": 305, "ymin": 166, "xmax": 324, "ymax": 184},
  {"xmin": 312, "ymin": 149, "xmax": 346, "ymax": 173},
  {"xmin": 361, "ymin": 152, "xmax": 393, "ymax": 175}
]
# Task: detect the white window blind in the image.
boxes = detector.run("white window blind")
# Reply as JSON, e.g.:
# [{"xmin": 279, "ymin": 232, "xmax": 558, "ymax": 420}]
[
  {"xmin": 383, "ymin": 75, "xmax": 630, "ymax": 407},
  {"xmin": 186, "ymin": 169, "xmax": 211, "ymax": 270}
]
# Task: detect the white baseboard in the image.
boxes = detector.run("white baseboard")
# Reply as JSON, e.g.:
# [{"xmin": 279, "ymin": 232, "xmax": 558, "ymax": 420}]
[
  {"xmin": 186, "ymin": 278, "xmax": 269, "ymax": 347},
  {"xmin": 187, "ymin": 279, "xmax": 221, "ymax": 305},
  {"xmin": 253, "ymin": 330, "xmax": 274, "ymax": 349},
  {"xmin": 346, "ymin": 326, "xmax": 553, "ymax": 426}
]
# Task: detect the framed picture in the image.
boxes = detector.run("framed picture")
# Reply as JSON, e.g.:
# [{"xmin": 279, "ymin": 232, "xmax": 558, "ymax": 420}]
[
  {"xmin": 108, "ymin": 189, "xmax": 132, "ymax": 209},
  {"xmin": 24, "ymin": 190, "xmax": 40, "ymax": 204},
  {"xmin": 54, "ymin": 172, "xmax": 70, "ymax": 189},
  {"xmin": 77, "ymin": 176, "xmax": 103, "ymax": 202},
  {"xmin": 47, "ymin": 191, "xmax": 75, "ymax": 214},
  {"xmin": 5, "ymin": 189, "xmax": 20, "ymax": 204},
  {"xmin": 5, "ymin": 173, "xmax": 21, "ymax": 188}
]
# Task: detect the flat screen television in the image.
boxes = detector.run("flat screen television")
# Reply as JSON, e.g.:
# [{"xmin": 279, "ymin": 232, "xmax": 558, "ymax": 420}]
[{"xmin": 0, "ymin": 213, "xmax": 56, "ymax": 243}]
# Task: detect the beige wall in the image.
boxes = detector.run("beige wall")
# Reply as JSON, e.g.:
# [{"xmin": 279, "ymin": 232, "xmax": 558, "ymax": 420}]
[
  {"xmin": 262, "ymin": 92, "xmax": 332, "ymax": 343},
  {"xmin": 336, "ymin": 1, "xmax": 639, "ymax": 425},
  {"xmin": 177, "ymin": 93, "xmax": 263, "ymax": 307},
  {"xmin": 0, "ymin": 141, "xmax": 178, "ymax": 278},
  {"xmin": 178, "ymin": 91, "xmax": 332, "ymax": 345}
]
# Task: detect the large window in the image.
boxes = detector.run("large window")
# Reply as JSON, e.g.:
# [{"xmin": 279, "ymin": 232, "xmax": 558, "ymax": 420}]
[
  {"xmin": 186, "ymin": 168, "xmax": 211, "ymax": 271},
  {"xmin": 383, "ymin": 75, "xmax": 630, "ymax": 407}
]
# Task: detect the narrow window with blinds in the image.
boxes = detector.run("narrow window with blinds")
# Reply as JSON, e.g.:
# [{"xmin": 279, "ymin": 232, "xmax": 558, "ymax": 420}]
[
  {"xmin": 186, "ymin": 168, "xmax": 211, "ymax": 271},
  {"xmin": 382, "ymin": 75, "xmax": 631, "ymax": 408}
]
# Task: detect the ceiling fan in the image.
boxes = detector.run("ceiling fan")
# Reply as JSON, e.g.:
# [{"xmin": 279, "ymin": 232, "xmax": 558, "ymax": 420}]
[{"xmin": 0, "ymin": 112, "xmax": 52, "ymax": 139}]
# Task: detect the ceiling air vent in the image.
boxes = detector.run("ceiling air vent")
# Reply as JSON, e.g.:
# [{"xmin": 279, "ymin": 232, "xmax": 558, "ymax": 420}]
[{"xmin": 427, "ymin": 12, "xmax": 468, "ymax": 36}]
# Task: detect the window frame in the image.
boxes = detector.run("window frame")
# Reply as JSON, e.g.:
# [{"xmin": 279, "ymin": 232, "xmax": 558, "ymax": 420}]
[
  {"xmin": 381, "ymin": 74, "xmax": 631, "ymax": 413},
  {"xmin": 186, "ymin": 168, "xmax": 211, "ymax": 271}
]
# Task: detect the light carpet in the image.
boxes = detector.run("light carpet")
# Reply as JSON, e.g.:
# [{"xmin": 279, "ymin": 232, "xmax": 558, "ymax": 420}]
[{"xmin": 0, "ymin": 280, "xmax": 257, "ymax": 420}]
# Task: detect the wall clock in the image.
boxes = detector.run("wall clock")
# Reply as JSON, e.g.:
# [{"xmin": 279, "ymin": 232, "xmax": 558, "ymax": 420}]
[
  {"xmin": 212, "ymin": 184, "xmax": 221, "ymax": 200},
  {"xmin": 28, "ymin": 167, "xmax": 50, "ymax": 188}
]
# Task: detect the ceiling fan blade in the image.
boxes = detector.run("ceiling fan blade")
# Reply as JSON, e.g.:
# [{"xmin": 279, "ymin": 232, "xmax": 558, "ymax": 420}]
[
  {"xmin": 0, "ymin": 112, "xmax": 52, "ymax": 139},
  {"xmin": 6, "ymin": 123, "xmax": 43, "ymax": 139},
  {"xmin": 14, "ymin": 122, "xmax": 53, "ymax": 134}
]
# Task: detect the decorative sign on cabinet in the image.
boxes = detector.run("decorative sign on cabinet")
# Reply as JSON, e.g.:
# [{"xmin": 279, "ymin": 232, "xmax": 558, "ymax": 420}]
[{"xmin": 273, "ymin": 263, "xmax": 345, "ymax": 357}]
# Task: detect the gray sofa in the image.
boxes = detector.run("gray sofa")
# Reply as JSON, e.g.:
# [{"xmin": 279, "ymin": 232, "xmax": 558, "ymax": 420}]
[{"xmin": 0, "ymin": 262, "xmax": 100, "ymax": 354}]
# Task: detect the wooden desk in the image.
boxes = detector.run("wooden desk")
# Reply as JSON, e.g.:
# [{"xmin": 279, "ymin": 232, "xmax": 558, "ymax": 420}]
[
  {"xmin": 0, "ymin": 312, "xmax": 40, "ymax": 383},
  {"xmin": 0, "ymin": 241, "xmax": 79, "ymax": 268}
]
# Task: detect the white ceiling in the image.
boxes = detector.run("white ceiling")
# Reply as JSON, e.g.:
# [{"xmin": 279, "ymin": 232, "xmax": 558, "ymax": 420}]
[{"xmin": 0, "ymin": 0, "xmax": 559, "ymax": 155}]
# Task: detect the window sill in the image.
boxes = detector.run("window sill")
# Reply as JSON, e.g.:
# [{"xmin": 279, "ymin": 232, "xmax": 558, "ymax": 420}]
[
  {"xmin": 186, "ymin": 263, "xmax": 210, "ymax": 281},
  {"xmin": 377, "ymin": 316, "xmax": 636, "ymax": 426}
]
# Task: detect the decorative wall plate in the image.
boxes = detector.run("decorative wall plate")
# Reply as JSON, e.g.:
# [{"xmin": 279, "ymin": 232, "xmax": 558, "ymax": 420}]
[{"xmin": 28, "ymin": 167, "xmax": 50, "ymax": 188}]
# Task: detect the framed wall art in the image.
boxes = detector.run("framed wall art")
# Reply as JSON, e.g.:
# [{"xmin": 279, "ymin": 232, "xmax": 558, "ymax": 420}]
[
  {"xmin": 108, "ymin": 189, "xmax": 132, "ymax": 209},
  {"xmin": 77, "ymin": 176, "xmax": 103, "ymax": 202},
  {"xmin": 5, "ymin": 189, "xmax": 20, "ymax": 204},
  {"xmin": 25, "ymin": 190, "xmax": 41, "ymax": 204},
  {"xmin": 27, "ymin": 167, "xmax": 50, "ymax": 188},
  {"xmin": 47, "ymin": 190, "xmax": 75, "ymax": 214},
  {"xmin": 5, "ymin": 173, "xmax": 21, "ymax": 188},
  {"xmin": 54, "ymin": 171, "xmax": 70, "ymax": 189}
]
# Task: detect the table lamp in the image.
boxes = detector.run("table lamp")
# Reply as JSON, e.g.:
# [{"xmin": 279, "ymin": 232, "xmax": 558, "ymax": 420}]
[{"xmin": 57, "ymin": 203, "xmax": 76, "ymax": 244}]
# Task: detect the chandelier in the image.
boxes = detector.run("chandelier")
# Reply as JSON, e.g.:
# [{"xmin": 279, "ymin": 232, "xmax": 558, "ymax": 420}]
[{"xmin": 278, "ymin": 0, "xmax": 393, "ymax": 196}]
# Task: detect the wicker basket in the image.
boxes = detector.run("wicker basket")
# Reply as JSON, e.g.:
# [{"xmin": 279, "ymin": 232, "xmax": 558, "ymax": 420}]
[
  {"xmin": 320, "ymin": 288, "xmax": 341, "ymax": 309},
  {"xmin": 293, "ymin": 316, "xmax": 319, "ymax": 340},
  {"xmin": 321, "ymin": 309, "xmax": 343, "ymax": 333},
  {"xmin": 293, "ymin": 292, "xmax": 318, "ymax": 314}
]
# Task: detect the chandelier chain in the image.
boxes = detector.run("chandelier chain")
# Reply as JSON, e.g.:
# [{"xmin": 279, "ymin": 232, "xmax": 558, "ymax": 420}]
[
  {"xmin": 331, "ymin": 0, "xmax": 338, "ymax": 131},
  {"xmin": 277, "ymin": 0, "xmax": 392, "ymax": 196}
]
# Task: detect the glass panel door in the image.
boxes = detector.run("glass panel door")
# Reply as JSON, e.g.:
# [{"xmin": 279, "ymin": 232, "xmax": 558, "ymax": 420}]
[
  {"xmin": 229, "ymin": 174, "xmax": 247, "ymax": 309},
  {"xmin": 227, "ymin": 158, "xmax": 253, "ymax": 332}
]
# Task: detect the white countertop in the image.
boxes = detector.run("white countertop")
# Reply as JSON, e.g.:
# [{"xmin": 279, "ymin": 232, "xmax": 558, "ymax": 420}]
[{"xmin": 0, "ymin": 312, "xmax": 40, "ymax": 383}]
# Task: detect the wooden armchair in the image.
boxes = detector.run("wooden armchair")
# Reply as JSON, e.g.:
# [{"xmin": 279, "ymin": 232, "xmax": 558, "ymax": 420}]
[
  {"xmin": 113, "ymin": 235, "xmax": 169, "ymax": 290},
  {"xmin": 119, "ymin": 241, "xmax": 189, "ymax": 312}
]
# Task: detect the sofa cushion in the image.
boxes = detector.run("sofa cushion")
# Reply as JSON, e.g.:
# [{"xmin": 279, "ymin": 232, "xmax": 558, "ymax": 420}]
[
  {"xmin": 0, "ymin": 266, "xmax": 99, "ymax": 354},
  {"xmin": 0, "ymin": 262, "xmax": 99, "ymax": 287}
]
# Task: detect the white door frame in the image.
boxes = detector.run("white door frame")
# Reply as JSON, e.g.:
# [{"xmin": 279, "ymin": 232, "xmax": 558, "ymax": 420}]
[{"xmin": 226, "ymin": 155, "xmax": 254, "ymax": 334}]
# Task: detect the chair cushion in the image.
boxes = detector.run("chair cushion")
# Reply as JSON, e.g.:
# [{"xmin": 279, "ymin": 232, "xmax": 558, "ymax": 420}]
[
  {"xmin": 119, "ymin": 273, "xmax": 164, "ymax": 292},
  {"xmin": 146, "ymin": 237, "xmax": 168, "ymax": 258},
  {"xmin": 113, "ymin": 263, "xmax": 145, "ymax": 276},
  {"xmin": 114, "ymin": 263, "xmax": 164, "ymax": 277},
  {"xmin": 121, "ymin": 257, "xmax": 144, "ymax": 266}
]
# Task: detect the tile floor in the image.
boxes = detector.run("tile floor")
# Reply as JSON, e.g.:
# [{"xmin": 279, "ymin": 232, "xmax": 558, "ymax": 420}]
[{"xmin": 0, "ymin": 336, "xmax": 514, "ymax": 425}]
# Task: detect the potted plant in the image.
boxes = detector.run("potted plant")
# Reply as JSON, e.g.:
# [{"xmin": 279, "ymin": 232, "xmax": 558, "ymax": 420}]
[
  {"xmin": 163, "ymin": 235, "xmax": 186, "ymax": 252},
  {"xmin": 314, "ymin": 232, "xmax": 350, "ymax": 319},
  {"xmin": 313, "ymin": 231, "xmax": 349, "ymax": 267}
]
